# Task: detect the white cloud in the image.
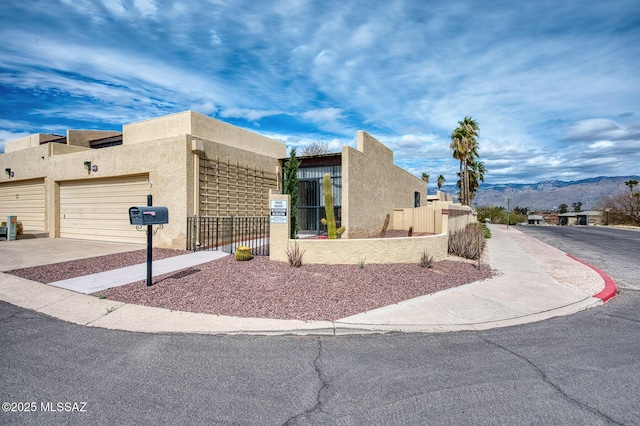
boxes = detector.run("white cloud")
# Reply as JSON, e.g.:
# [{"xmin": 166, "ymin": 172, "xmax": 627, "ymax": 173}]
[
  {"xmin": 563, "ymin": 118, "xmax": 640, "ymax": 142},
  {"xmin": 2, "ymin": 0, "xmax": 639, "ymax": 185},
  {"xmin": 210, "ymin": 31, "xmax": 222, "ymax": 45},
  {"xmin": 102, "ymin": 0, "xmax": 127, "ymax": 16},
  {"xmin": 589, "ymin": 141, "xmax": 615, "ymax": 149},
  {"xmin": 133, "ymin": 0, "xmax": 157, "ymax": 18},
  {"xmin": 219, "ymin": 108, "xmax": 282, "ymax": 121},
  {"xmin": 300, "ymin": 108, "xmax": 343, "ymax": 124},
  {"xmin": 192, "ymin": 102, "xmax": 218, "ymax": 115}
]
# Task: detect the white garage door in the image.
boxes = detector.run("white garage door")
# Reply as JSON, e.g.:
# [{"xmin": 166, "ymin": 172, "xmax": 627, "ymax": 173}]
[
  {"xmin": 60, "ymin": 175, "xmax": 150, "ymax": 244},
  {"xmin": 0, "ymin": 179, "xmax": 46, "ymax": 231}
]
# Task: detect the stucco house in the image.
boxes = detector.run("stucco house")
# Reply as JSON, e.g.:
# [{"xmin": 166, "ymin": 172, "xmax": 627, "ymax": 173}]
[{"xmin": 1, "ymin": 111, "xmax": 425, "ymax": 249}]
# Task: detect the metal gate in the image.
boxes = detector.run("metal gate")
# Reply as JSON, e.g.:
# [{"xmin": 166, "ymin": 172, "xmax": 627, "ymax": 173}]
[{"xmin": 186, "ymin": 216, "xmax": 270, "ymax": 255}]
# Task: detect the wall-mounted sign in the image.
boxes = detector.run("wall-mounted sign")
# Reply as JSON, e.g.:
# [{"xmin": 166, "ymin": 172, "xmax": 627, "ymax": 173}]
[{"xmin": 270, "ymin": 200, "xmax": 288, "ymax": 224}]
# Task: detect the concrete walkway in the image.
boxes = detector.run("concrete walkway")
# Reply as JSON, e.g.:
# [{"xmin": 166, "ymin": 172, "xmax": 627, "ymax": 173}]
[
  {"xmin": 0, "ymin": 225, "xmax": 615, "ymax": 335},
  {"xmin": 48, "ymin": 251, "xmax": 228, "ymax": 294}
]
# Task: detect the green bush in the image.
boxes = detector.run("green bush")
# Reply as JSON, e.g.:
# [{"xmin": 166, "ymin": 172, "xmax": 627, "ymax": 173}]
[
  {"xmin": 480, "ymin": 223, "xmax": 491, "ymax": 239},
  {"xmin": 477, "ymin": 207, "xmax": 525, "ymax": 225}
]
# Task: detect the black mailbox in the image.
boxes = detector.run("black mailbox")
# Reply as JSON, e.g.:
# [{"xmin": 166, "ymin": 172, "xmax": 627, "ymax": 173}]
[{"xmin": 129, "ymin": 206, "xmax": 169, "ymax": 225}]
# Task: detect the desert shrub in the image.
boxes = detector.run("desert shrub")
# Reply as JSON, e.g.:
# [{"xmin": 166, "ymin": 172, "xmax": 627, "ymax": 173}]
[
  {"xmin": 356, "ymin": 258, "xmax": 366, "ymax": 269},
  {"xmin": 419, "ymin": 250, "xmax": 434, "ymax": 268},
  {"xmin": 1, "ymin": 221, "xmax": 23, "ymax": 235},
  {"xmin": 477, "ymin": 222, "xmax": 491, "ymax": 239},
  {"xmin": 235, "ymin": 246, "xmax": 253, "ymax": 261},
  {"xmin": 448, "ymin": 223, "xmax": 486, "ymax": 260},
  {"xmin": 286, "ymin": 242, "xmax": 306, "ymax": 267}
]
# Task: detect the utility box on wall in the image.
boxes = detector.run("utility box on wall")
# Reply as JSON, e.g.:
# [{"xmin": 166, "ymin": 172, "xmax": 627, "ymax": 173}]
[
  {"xmin": 6, "ymin": 216, "xmax": 17, "ymax": 241},
  {"xmin": 128, "ymin": 207, "xmax": 169, "ymax": 226}
]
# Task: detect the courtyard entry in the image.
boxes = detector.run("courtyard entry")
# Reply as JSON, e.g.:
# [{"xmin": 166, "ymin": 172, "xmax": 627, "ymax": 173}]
[{"xmin": 187, "ymin": 216, "xmax": 269, "ymax": 255}]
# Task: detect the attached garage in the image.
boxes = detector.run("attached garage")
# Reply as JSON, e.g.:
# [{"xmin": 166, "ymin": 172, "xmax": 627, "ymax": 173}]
[
  {"xmin": 0, "ymin": 179, "xmax": 46, "ymax": 231},
  {"xmin": 59, "ymin": 175, "xmax": 150, "ymax": 244}
]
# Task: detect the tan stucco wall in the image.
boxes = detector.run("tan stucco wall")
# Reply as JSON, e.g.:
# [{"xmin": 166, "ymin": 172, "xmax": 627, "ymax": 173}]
[
  {"xmin": 393, "ymin": 202, "xmax": 476, "ymax": 235},
  {"xmin": 124, "ymin": 111, "xmax": 286, "ymax": 159},
  {"xmin": 4, "ymin": 134, "xmax": 62, "ymax": 153},
  {"xmin": 271, "ymin": 234, "xmax": 448, "ymax": 265},
  {"xmin": 17, "ymin": 136, "xmax": 189, "ymax": 247},
  {"xmin": 342, "ymin": 131, "xmax": 426, "ymax": 238},
  {"xmin": 67, "ymin": 130, "xmax": 121, "ymax": 148},
  {"xmin": 444, "ymin": 206, "xmax": 476, "ymax": 233},
  {"xmin": 1, "ymin": 112, "xmax": 287, "ymax": 249},
  {"xmin": 268, "ymin": 192, "xmax": 291, "ymax": 261}
]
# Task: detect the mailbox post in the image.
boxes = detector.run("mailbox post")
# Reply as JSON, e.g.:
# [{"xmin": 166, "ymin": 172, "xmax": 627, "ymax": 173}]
[
  {"xmin": 146, "ymin": 195, "xmax": 152, "ymax": 286},
  {"xmin": 128, "ymin": 195, "xmax": 169, "ymax": 286}
]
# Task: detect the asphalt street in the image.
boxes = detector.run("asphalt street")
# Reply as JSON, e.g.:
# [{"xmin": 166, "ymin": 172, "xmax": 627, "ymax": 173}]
[
  {"xmin": 1, "ymin": 226, "xmax": 639, "ymax": 425},
  {"xmin": 516, "ymin": 225, "xmax": 640, "ymax": 290},
  {"xmin": 1, "ymin": 294, "xmax": 639, "ymax": 425}
]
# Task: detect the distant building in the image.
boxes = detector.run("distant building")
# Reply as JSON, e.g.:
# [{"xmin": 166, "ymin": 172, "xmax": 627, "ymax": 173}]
[
  {"xmin": 558, "ymin": 211, "xmax": 601, "ymax": 226},
  {"xmin": 527, "ymin": 214, "xmax": 546, "ymax": 225}
]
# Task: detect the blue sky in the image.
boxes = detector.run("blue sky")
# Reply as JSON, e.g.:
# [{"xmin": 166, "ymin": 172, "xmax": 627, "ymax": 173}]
[{"xmin": 1, "ymin": 0, "xmax": 639, "ymax": 185}]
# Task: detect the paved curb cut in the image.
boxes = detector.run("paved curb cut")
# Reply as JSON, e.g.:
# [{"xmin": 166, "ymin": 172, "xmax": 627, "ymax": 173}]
[{"xmin": 566, "ymin": 254, "xmax": 617, "ymax": 302}]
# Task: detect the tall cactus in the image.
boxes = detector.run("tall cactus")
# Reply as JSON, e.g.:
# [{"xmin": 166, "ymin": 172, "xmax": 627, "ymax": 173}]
[{"xmin": 320, "ymin": 173, "xmax": 345, "ymax": 239}]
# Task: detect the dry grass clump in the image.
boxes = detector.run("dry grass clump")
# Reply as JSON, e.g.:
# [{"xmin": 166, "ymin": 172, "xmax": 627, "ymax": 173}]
[
  {"xmin": 448, "ymin": 223, "xmax": 485, "ymax": 260},
  {"xmin": 286, "ymin": 242, "xmax": 306, "ymax": 267}
]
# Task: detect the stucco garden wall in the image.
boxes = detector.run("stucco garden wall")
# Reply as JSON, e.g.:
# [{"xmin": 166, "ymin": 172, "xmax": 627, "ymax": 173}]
[
  {"xmin": 392, "ymin": 202, "xmax": 476, "ymax": 235},
  {"xmin": 342, "ymin": 131, "xmax": 426, "ymax": 238},
  {"xmin": 269, "ymin": 193, "xmax": 449, "ymax": 265},
  {"xmin": 281, "ymin": 234, "xmax": 449, "ymax": 265}
]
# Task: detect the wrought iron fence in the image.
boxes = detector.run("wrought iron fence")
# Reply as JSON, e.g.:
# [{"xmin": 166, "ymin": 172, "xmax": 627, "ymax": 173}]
[{"xmin": 186, "ymin": 216, "xmax": 270, "ymax": 255}]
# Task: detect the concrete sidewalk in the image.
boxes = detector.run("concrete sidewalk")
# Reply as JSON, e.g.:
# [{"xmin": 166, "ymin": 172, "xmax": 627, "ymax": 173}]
[
  {"xmin": 0, "ymin": 225, "xmax": 614, "ymax": 335},
  {"xmin": 48, "ymin": 250, "xmax": 229, "ymax": 294}
]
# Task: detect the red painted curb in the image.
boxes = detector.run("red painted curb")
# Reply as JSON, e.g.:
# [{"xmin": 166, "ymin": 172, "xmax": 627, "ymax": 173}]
[{"xmin": 566, "ymin": 254, "xmax": 617, "ymax": 302}]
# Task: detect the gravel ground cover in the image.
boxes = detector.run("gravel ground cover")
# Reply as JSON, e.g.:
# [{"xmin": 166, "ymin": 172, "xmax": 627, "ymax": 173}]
[
  {"xmin": 7, "ymin": 249, "xmax": 188, "ymax": 283},
  {"xmin": 7, "ymin": 249, "xmax": 493, "ymax": 321},
  {"xmin": 97, "ymin": 255, "xmax": 492, "ymax": 321}
]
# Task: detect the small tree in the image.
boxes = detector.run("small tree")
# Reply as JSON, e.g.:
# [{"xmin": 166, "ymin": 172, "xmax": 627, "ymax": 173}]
[
  {"xmin": 573, "ymin": 202, "xmax": 583, "ymax": 212},
  {"xmin": 284, "ymin": 148, "xmax": 300, "ymax": 238},
  {"xmin": 601, "ymin": 182, "xmax": 640, "ymax": 226},
  {"xmin": 300, "ymin": 140, "xmax": 330, "ymax": 156},
  {"xmin": 558, "ymin": 203, "xmax": 569, "ymax": 214}
]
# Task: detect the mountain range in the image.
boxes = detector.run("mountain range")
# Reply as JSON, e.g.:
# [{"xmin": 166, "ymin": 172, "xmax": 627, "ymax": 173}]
[{"xmin": 437, "ymin": 176, "xmax": 640, "ymax": 211}]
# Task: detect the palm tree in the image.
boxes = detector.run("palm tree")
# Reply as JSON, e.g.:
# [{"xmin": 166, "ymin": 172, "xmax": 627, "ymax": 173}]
[
  {"xmin": 468, "ymin": 161, "xmax": 487, "ymax": 202},
  {"xmin": 450, "ymin": 128, "xmax": 467, "ymax": 204},
  {"xmin": 450, "ymin": 116, "xmax": 479, "ymax": 206},
  {"xmin": 437, "ymin": 174, "xmax": 445, "ymax": 190},
  {"xmin": 421, "ymin": 172, "xmax": 430, "ymax": 195},
  {"xmin": 625, "ymin": 179, "xmax": 639, "ymax": 194}
]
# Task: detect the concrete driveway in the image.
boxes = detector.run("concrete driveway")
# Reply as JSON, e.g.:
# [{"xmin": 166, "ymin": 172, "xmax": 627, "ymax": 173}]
[{"xmin": 0, "ymin": 238, "xmax": 145, "ymax": 271}]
